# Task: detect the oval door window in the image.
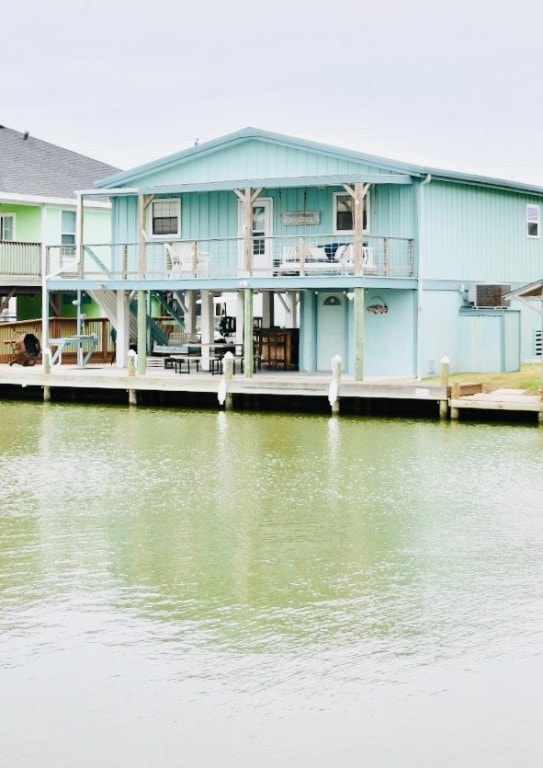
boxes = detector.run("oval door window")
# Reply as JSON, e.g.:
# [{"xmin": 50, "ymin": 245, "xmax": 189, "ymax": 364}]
[{"xmin": 323, "ymin": 295, "xmax": 341, "ymax": 306}]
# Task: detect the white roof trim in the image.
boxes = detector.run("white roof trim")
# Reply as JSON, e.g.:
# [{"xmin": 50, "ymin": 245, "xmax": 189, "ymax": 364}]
[{"xmin": 0, "ymin": 191, "xmax": 111, "ymax": 208}]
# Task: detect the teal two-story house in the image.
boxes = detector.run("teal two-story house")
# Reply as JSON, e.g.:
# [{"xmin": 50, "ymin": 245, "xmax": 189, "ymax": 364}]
[{"xmin": 54, "ymin": 127, "xmax": 543, "ymax": 378}]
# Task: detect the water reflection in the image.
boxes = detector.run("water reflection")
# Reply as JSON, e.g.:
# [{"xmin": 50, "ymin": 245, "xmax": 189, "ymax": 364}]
[{"xmin": 1, "ymin": 402, "xmax": 543, "ymax": 765}]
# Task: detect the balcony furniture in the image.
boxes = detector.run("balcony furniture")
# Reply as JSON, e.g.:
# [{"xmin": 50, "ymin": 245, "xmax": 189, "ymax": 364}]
[{"xmin": 165, "ymin": 242, "xmax": 210, "ymax": 278}]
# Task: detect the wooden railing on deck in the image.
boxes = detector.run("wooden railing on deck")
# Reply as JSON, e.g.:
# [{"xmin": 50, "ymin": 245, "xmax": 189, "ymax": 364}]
[{"xmin": 0, "ymin": 318, "xmax": 114, "ymax": 364}]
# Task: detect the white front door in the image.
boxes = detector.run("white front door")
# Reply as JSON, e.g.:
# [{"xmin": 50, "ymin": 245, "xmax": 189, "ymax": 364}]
[
  {"xmin": 238, "ymin": 198, "xmax": 273, "ymax": 275},
  {"xmin": 317, "ymin": 293, "xmax": 347, "ymax": 371}
]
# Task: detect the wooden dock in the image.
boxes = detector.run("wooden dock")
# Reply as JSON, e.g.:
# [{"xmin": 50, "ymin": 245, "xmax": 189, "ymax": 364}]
[{"xmin": 0, "ymin": 364, "xmax": 541, "ymax": 422}]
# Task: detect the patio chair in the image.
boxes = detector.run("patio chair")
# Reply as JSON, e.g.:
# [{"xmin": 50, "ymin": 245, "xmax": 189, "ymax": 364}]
[{"xmin": 165, "ymin": 242, "xmax": 209, "ymax": 278}]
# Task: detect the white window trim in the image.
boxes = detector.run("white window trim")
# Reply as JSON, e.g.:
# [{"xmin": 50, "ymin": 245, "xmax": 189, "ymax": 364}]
[
  {"xmin": 526, "ymin": 203, "xmax": 540, "ymax": 239},
  {"xmin": 0, "ymin": 213, "xmax": 16, "ymax": 241},
  {"xmin": 332, "ymin": 191, "xmax": 369, "ymax": 235},
  {"xmin": 148, "ymin": 198, "xmax": 181, "ymax": 239},
  {"xmin": 60, "ymin": 208, "xmax": 77, "ymax": 263}
]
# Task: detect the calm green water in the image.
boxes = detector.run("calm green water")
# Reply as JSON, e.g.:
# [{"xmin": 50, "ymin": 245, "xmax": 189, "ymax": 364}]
[{"xmin": 1, "ymin": 402, "xmax": 543, "ymax": 767}]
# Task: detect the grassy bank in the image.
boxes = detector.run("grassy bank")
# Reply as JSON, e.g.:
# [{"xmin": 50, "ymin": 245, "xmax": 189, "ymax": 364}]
[{"xmin": 426, "ymin": 362, "xmax": 542, "ymax": 393}]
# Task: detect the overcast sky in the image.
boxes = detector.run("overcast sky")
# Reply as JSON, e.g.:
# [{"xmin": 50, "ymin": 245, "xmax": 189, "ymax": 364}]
[{"xmin": 3, "ymin": 0, "xmax": 543, "ymax": 182}]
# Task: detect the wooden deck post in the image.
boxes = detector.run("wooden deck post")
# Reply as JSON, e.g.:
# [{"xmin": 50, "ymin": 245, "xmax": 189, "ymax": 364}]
[
  {"xmin": 200, "ymin": 290, "xmax": 214, "ymax": 371},
  {"xmin": 234, "ymin": 187, "xmax": 262, "ymax": 276},
  {"xmin": 450, "ymin": 381, "xmax": 460, "ymax": 420},
  {"xmin": 353, "ymin": 287, "xmax": 365, "ymax": 381},
  {"xmin": 243, "ymin": 288, "xmax": 254, "ymax": 378},
  {"xmin": 244, "ymin": 187, "xmax": 253, "ymax": 275},
  {"xmin": 343, "ymin": 182, "xmax": 369, "ymax": 275}
]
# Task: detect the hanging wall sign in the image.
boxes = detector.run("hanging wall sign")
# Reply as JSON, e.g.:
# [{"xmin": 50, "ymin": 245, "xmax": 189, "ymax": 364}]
[{"xmin": 282, "ymin": 211, "xmax": 320, "ymax": 226}]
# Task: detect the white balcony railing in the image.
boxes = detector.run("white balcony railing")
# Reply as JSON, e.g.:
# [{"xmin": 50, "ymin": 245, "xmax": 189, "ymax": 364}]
[
  {"xmin": 46, "ymin": 234, "xmax": 415, "ymax": 282},
  {"xmin": 0, "ymin": 240, "xmax": 41, "ymax": 278}
]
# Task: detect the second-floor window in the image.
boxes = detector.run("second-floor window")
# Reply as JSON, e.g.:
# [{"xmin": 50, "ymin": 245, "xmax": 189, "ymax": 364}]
[
  {"xmin": 61, "ymin": 210, "xmax": 76, "ymax": 260},
  {"xmin": 527, "ymin": 204, "xmax": 540, "ymax": 238},
  {"xmin": 0, "ymin": 214, "xmax": 15, "ymax": 241},
  {"xmin": 333, "ymin": 192, "xmax": 368, "ymax": 234},
  {"xmin": 150, "ymin": 199, "xmax": 180, "ymax": 237}
]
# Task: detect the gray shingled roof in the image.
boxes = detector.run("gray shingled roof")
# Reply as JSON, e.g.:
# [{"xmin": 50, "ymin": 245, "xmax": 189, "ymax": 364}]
[{"xmin": 0, "ymin": 125, "xmax": 120, "ymax": 199}]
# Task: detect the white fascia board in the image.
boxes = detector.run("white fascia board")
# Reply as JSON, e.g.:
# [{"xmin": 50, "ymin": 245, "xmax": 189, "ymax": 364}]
[
  {"xmin": 0, "ymin": 191, "xmax": 111, "ymax": 208},
  {"xmin": 78, "ymin": 187, "xmax": 139, "ymax": 196}
]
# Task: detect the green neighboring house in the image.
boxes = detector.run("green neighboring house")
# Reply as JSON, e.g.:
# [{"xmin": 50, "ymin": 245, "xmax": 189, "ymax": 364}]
[{"xmin": 0, "ymin": 125, "xmax": 118, "ymax": 322}]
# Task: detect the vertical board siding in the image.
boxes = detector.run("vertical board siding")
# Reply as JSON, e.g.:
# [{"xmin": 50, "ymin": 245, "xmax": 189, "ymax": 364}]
[
  {"xmin": 372, "ymin": 185, "xmax": 415, "ymax": 238},
  {"xmin": 119, "ymin": 140, "xmax": 403, "ymax": 189},
  {"xmin": 146, "ymin": 184, "xmax": 415, "ymax": 242},
  {"xmin": 424, "ymin": 181, "xmax": 543, "ymax": 283}
]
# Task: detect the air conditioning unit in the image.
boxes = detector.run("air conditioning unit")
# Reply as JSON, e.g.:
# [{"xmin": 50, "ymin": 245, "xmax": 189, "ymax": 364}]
[
  {"xmin": 467, "ymin": 284, "xmax": 511, "ymax": 308},
  {"xmin": 534, "ymin": 329, "xmax": 542, "ymax": 357}
]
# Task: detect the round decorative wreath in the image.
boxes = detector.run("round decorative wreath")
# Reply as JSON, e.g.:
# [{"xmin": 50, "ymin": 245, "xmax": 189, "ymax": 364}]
[{"xmin": 367, "ymin": 297, "xmax": 388, "ymax": 315}]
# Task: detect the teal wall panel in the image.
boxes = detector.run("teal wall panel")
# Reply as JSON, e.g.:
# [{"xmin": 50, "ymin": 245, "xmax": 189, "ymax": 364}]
[
  {"xmin": 123, "ymin": 140, "xmax": 403, "ymax": 189},
  {"xmin": 423, "ymin": 181, "xmax": 543, "ymax": 283},
  {"xmin": 111, "ymin": 183, "xmax": 416, "ymax": 245},
  {"xmin": 504, "ymin": 311, "xmax": 521, "ymax": 370},
  {"xmin": 420, "ymin": 290, "xmax": 463, "ymax": 375},
  {"xmin": 458, "ymin": 311, "xmax": 520, "ymax": 372},
  {"xmin": 360, "ymin": 289, "xmax": 416, "ymax": 377}
]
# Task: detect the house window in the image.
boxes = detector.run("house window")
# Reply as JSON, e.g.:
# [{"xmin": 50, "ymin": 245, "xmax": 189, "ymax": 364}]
[
  {"xmin": 61, "ymin": 210, "xmax": 76, "ymax": 260},
  {"xmin": 0, "ymin": 214, "xmax": 15, "ymax": 241},
  {"xmin": 527, "ymin": 204, "xmax": 540, "ymax": 238},
  {"xmin": 333, "ymin": 192, "xmax": 368, "ymax": 234},
  {"xmin": 150, "ymin": 199, "xmax": 180, "ymax": 237}
]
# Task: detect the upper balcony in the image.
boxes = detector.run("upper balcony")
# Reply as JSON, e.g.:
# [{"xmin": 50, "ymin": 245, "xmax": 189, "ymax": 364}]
[
  {"xmin": 45, "ymin": 233, "xmax": 415, "ymax": 283},
  {"xmin": 0, "ymin": 240, "xmax": 41, "ymax": 284}
]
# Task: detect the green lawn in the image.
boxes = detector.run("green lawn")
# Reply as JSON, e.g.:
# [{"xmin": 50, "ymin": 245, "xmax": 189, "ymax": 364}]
[{"xmin": 425, "ymin": 362, "xmax": 543, "ymax": 393}]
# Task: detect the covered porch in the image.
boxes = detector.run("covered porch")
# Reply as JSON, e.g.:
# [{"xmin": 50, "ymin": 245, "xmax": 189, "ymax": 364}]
[{"xmin": 42, "ymin": 170, "xmax": 421, "ymax": 381}]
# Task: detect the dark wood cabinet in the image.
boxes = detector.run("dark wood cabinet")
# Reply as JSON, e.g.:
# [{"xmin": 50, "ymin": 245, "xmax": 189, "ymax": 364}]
[{"xmin": 256, "ymin": 328, "xmax": 299, "ymax": 370}]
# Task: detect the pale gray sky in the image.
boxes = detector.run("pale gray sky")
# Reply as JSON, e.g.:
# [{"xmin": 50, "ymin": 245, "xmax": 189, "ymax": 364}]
[{"xmin": 3, "ymin": 0, "xmax": 543, "ymax": 181}]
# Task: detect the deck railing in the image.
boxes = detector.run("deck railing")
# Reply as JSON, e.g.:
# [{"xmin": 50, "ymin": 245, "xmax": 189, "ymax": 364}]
[
  {"xmin": 46, "ymin": 234, "xmax": 415, "ymax": 282},
  {"xmin": 0, "ymin": 317, "xmax": 113, "ymax": 364},
  {"xmin": 0, "ymin": 240, "xmax": 41, "ymax": 278}
]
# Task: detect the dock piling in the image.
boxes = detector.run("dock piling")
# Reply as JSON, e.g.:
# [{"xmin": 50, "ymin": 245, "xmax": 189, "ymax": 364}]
[
  {"xmin": 329, "ymin": 355, "xmax": 342, "ymax": 415},
  {"xmin": 127, "ymin": 349, "xmax": 137, "ymax": 405},
  {"xmin": 439, "ymin": 355, "xmax": 450, "ymax": 420},
  {"xmin": 220, "ymin": 352, "xmax": 234, "ymax": 410},
  {"xmin": 43, "ymin": 348, "xmax": 52, "ymax": 402}
]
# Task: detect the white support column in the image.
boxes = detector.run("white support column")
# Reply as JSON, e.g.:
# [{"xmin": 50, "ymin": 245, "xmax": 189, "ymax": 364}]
[
  {"xmin": 40, "ymin": 205, "xmax": 49, "ymax": 355},
  {"xmin": 115, "ymin": 290, "xmax": 130, "ymax": 368},
  {"xmin": 200, "ymin": 290, "xmax": 214, "ymax": 371},
  {"xmin": 76, "ymin": 192, "xmax": 84, "ymax": 278}
]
